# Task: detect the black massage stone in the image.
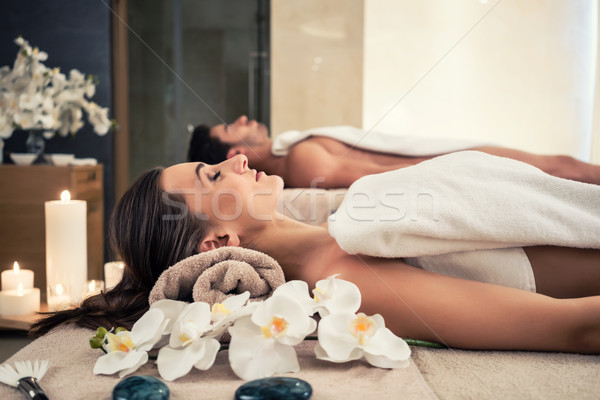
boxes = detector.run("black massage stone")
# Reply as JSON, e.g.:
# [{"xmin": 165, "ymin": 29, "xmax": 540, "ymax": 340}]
[
  {"xmin": 235, "ymin": 377, "xmax": 312, "ymax": 400},
  {"xmin": 112, "ymin": 375, "xmax": 170, "ymax": 400}
]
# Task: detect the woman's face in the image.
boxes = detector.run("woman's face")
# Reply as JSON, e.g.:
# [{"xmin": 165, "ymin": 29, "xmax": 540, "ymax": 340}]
[{"xmin": 160, "ymin": 155, "xmax": 284, "ymax": 226}]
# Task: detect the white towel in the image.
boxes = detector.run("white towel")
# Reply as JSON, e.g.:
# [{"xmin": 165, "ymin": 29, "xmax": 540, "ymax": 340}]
[
  {"xmin": 272, "ymin": 126, "xmax": 485, "ymax": 157},
  {"xmin": 403, "ymin": 248, "xmax": 536, "ymax": 292},
  {"xmin": 328, "ymin": 151, "xmax": 600, "ymax": 258}
]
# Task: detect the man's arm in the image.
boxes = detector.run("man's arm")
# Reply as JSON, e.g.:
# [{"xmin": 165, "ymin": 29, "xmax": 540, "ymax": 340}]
[
  {"xmin": 473, "ymin": 146, "xmax": 600, "ymax": 184},
  {"xmin": 284, "ymin": 140, "xmax": 394, "ymax": 188}
]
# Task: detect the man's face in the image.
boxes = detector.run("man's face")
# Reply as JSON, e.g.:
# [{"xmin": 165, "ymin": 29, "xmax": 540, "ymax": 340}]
[{"xmin": 210, "ymin": 115, "xmax": 269, "ymax": 147}]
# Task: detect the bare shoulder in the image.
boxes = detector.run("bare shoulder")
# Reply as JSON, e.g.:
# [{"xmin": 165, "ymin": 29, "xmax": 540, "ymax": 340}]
[
  {"xmin": 283, "ymin": 140, "xmax": 335, "ymax": 187},
  {"xmin": 301, "ymin": 242, "xmax": 415, "ymax": 286}
]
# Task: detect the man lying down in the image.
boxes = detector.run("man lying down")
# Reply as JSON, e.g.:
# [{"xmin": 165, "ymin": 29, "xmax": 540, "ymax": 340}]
[{"xmin": 188, "ymin": 115, "xmax": 600, "ymax": 188}]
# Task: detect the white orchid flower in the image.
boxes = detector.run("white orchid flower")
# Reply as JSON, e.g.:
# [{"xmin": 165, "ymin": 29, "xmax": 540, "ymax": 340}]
[
  {"xmin": 13, "ymin": 110, "xmax": 35, "ymax": 130},
  {"xmin": 18, "ymin": 92, "xmax": 42, "ymax": 111},
  {"xmin": 315, "ymin": 312, "xmax": 411, "ymax": 369},
  {"xmin": 228, "ymin": 295, "xmax": 317, "ymax": 380},
  {"xmin": 86, "ymin": 101, "xmax": 111, "ymax": 135},
  {"xmin": 156, "ymin": 302, "xmax": 220, "ymax": 381},
  {"xmin": 93, "ymin": 308, "xmax": 167, "ymax": 378},
  {"xmin": 206, "ymin": 291, "xmax": 257, "ymax": 339},
  {"xmin": 149, "ymin": 299, "xmax": 188, "ymax": 335},
  {"xmin": 1, "ymin": 37, "xmax": 112, "ymax": 140},
  {"xmin": 55, "ymin": 106, "xmax": 83, "ymax": 136},
  {"xmin": 68, "ymin": 69, "xmax": 85, "ymax": 85},
  {"xmin": 274, "ymin": 275, "xmax": 361, "ymax": 317},
  {"xmin": 153, "ymin": 293, "xmax": 254, "ymax": 381},
  {"xmin": 0, "ymin": 113, "xmax": 13, "ymax": 139}
]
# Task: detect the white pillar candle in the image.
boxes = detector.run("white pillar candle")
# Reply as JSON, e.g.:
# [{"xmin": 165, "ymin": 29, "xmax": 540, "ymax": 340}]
[
  {"xmin": 0, "ymin": 284, "xmax": 40, "ymax": 316},
  {"xmin": 45, "ymin": 190, "xmax": 87, "ymax": 304},
  {"xmin": 104, "ymin": 261, "xmax": 124, "ymax": 289},
  {"xmin": 1, "ymin": 261, "xmax": 34, "ymax": 291}
]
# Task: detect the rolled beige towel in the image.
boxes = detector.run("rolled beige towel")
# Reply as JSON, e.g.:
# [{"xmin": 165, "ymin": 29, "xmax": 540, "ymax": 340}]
[{"xmin": 148, "ymin": 247, "xmax": 286, "ymax": 306}]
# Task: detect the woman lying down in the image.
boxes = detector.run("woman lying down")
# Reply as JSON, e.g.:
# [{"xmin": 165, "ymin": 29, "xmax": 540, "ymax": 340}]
[{"xmin": 32, "ymin": 151, "xmax": 600, "ymax": 353}]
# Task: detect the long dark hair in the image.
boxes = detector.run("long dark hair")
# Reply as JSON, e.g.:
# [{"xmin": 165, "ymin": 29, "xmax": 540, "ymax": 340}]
[
  {"xmin": 187, "ymin": 124, "xmax": 230, "ymax": 164},
  {"xmin": 30, "ymin": 167, "xmax": 208, "ymax": 336}
]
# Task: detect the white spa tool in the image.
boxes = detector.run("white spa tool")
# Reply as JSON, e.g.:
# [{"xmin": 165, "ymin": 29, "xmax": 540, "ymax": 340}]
[{"xmin": 0, "ymin": 360, "xmax": 50, "ymax": 399}]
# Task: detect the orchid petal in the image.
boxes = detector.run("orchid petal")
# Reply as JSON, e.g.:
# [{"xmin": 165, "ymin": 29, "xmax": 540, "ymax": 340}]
[
  {"xmin": 228, "ymin": 318, "xmax": 299, "ymax": 380},
  {"xmin": 316, "ymin": 313, "xmax": 359, "ymax": 361},
  {"xmin": 221, "ymin": 291, "xmax": 250, "ymax": 313},
  {"xmin": 128, "ymin": 308, "xmax": 166, "ymax": 349},
  {"xmin": 93, "ymin": 350, "xmax": 148, "ymax": 377},
  {"xmin": 273, "ymin": 280, "xmax": 317, "ymax": 316},
  {"xmin": 157, "ymin": 337, "xmax": 219, "ymax": 381},
  {"xmin": 251, "ymin": 295, "xmax": 314, "ymax": 345},
  {"xmin": 193, "ymin": 339, "xmax": 221, "ymax": 370},
  {"xmin": 362, "ymin": 328, "xmax": 411, "ymax": 368},
  {"xmin": 364, "ymin": 352, "xmax": 410, "ymax": 369},
  {"xmin": 169, "ymin": 302, "xmax": 211, "ymax": 348},
  {"xmin": 157, "ymin": 346, "xmax": 196, "ymax": 381},
  {"xmin": 206, "ymin": 302, "xmax": 259, "ymax": 340},
  {"xmin": 314, "ymin": 275, "xmax": 361, "ymax": 317},
  {"xmin": 150, "ymin": 299, "xmax": 188, "ymax": 333},
  {"xmin": 314, "ymin": 344, "xmax": 363, "ymax": 363}
]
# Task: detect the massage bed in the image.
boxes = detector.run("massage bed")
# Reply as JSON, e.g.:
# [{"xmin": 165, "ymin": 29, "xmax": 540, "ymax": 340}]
[{"xmin": 2, "ymin": 153, "xmax": 600, "ymax": 399}]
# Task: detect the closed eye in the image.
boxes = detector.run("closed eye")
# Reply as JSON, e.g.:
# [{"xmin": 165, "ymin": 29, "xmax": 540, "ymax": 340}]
[{"xmin": 212, "ymin": 171, "xmax": 221, "ymax": 181}]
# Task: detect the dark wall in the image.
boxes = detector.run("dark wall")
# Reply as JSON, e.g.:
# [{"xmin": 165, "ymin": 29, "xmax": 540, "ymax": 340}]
[{"xmin": 0, "ymin": 0, "xmax": 114, "ymax": 259}]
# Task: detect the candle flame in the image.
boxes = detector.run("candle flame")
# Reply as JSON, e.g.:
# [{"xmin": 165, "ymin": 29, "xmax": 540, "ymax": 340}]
[
  {"xmin": 60, "ymin": 190, "xmax": 71, "ymax": 202},
  {"xmin": 13, "ymin": 261, "xmax": 19, "ymax": 273},
  {"xmin": 118, "ymin": 262, "xmax": 124, "ymax": 270},
  {"xmin": 88, "ymin": 280, "xmax": 96, "ymax": 291},
  {"xmin": 56, "ymin": 283, "xmax": 64, "ymax": 296},
  {"xmin": 17, "ymin": 283, "xmax": 23, "ymax": 296}
]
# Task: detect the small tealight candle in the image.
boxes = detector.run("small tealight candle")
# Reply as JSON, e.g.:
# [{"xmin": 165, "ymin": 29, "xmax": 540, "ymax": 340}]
[
  {"xmin": 0, "ymin": 283, "xmax": 40, "ymax": 316},
  {"xmin": 1, "ymin": 261, "xmax": 34, "ymax": 291},
  {"xmin": 82, "ymin": 279, "xmax": 104, "ymax": 299},
  {"xmin": 47, "ymin": 283, "xmax": 71, "ymax": 312},
  {"xmin": 104, "ymin": 261, "xmax": 124, "ymax": 289}
]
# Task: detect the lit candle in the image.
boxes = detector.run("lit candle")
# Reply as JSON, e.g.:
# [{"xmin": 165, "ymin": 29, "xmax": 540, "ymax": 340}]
[
  {"xmin": 45, "ymin": 190, "xmax": 87, "ymax": 304},
  {"xmin": 1, "ymin": 261, "xmax": 34, "ymax": 291},
  {"xmin": 47, "ymin": 283, "xmax": 71, "ymax": 311},
  {"xmin": 0, "ymin": 283, "xmax": 40, "ymax": 316},
  {"xmin": 104, "ymin": 261, "xmax": 124, "ymax": 289},
  {"xmin": 82, "ymin": 279, "xmax": 104, "ymax": 299}
]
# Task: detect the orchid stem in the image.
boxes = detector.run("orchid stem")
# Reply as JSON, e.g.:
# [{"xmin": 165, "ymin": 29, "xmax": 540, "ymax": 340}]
[
  {"xmin": 303, "ymin": 335, "xmax": 445, "ymax": 348},
  {"xmin": 404, "ymin": 339, "xmax": 447, "ymax": 349}
]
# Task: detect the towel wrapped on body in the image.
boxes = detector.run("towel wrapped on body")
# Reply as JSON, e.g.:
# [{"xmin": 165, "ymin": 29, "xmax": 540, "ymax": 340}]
[
  {"xmin": 272, "ymin": 125, "xmax": 484, "ymax": 157},
  {"xmin": 329, "ymin": 151, "xmax": 600, "ymax": 257},
  {"xmin": 328, "ymin": 151, "xmax": 600, "ymax": 291},
  {"xmin": 149, "ymin": 247, "xmax": 286, "ymax": 306}
]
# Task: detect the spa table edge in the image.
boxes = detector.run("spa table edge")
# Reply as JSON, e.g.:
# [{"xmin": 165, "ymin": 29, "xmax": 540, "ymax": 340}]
[{"xmin": 0, "ymin": 303, "xmax": 49, "ymax": 331}]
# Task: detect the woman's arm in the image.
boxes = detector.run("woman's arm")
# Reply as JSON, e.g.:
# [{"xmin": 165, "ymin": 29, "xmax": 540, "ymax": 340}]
[{"xmin": 332, "ymin": 255, "xmax": 599, "ymax": 353}]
